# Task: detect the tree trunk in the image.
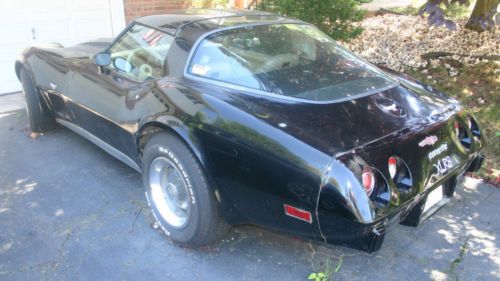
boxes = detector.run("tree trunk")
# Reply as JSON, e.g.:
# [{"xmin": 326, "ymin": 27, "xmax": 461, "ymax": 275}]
[{"xmin": 465, "ymin": 0, "xmax": 499, "ymax": 31}]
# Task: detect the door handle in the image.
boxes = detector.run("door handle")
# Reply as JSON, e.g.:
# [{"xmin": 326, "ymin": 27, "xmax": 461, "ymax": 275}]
[{"xmin": 31, "ymin": 28, "xmax": 37, "ymax": 40}]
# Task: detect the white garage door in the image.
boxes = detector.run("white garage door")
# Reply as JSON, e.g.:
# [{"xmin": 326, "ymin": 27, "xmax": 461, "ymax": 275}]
[{"xmin": 0, "ymin": 0, "xmax": 126, "ymax": 94}]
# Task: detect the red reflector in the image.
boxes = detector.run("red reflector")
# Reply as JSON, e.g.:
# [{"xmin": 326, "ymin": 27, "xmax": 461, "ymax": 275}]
[
  {"xmin": 388, "ymin": 157, "xmax": 398, "ymax": 179},
  {"xmin": 454, "ymin": 121, "xmax": 460, "ymax": 136},
  {"xmin": 362, "ymin": 167, "xmax": 375, "ymax": 196},
  {"xmin": 283, "ymin": 204, "xmax": 312, "ymax": 223}
]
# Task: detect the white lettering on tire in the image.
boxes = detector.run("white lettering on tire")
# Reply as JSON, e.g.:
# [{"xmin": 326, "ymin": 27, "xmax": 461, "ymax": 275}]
[
  {"xmin": 145, "ymin": 191, "xmax": 171, "ymax": 236},
  {"xmin": 156, "ymin": 145, "xmax": 196, "ymax": 211}
]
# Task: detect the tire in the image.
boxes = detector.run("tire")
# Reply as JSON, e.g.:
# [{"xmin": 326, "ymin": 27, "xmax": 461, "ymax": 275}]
[
  {"xmin": 142, "ymin": 132, "xmax": 229, "ymax": 247},
  {"xmin": 20, "ymin": 68, "xmax": 54, "ymax": 132}
]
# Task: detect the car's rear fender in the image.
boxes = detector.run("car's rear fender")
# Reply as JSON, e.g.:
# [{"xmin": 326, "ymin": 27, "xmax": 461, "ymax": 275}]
[
  {"xmin": 137, "ymin": 119, "xmax": 208, "ymax": 170},
  {"xmin": 317, "ymin": 108, "xmax": 486, "ymax": 224},
  {"xmin": 135, "ymin": 119, "xmax": 238, "ymax": 217},
  {"xmin": 315, "ymin": 109, "xmax": 486, "ymax": 252}
]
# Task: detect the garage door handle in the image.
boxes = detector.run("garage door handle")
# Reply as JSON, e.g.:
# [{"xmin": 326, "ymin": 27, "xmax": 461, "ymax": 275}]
[{"xmin": 32, "ymin": 28, "xmax": 37, "ymax": 40}]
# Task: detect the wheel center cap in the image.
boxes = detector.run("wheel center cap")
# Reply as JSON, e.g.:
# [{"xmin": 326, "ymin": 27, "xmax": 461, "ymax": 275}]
[{"xmin": 166, "ymin": 183, "xmax": 178, "ymax": 198}]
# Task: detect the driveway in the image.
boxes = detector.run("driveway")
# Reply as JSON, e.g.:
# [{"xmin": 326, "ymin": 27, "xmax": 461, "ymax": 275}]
[{"xmin": 0, "ymin": 94, "xmax": 499, "ymax": 280}]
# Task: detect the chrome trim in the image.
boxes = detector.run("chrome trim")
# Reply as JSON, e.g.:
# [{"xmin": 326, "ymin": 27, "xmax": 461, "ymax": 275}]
[
  {"xmin": 182, "ymin": 22, "xmax": 399, "ymax": 105},
  {"xmin": 149, "ymin": 156, "xmax": 191, "ymax": 228},
  {"xmin": 174, "ymin": 13, "xmax": 288, "ymax": 36},
  {"xmin": 323, "ymin": 159, "xmax": 376, "ymax": 224},
  {"xmin": 56, "ymin": 118, "xmax": 141, "ymax": 172}
]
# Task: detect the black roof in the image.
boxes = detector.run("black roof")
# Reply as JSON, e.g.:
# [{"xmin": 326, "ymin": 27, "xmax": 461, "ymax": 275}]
[{"xmin": 134, "ymin": 9, "xmax": 300, "ymax": 36}]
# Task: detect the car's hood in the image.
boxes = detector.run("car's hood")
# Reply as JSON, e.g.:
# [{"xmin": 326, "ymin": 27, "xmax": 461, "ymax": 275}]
[
  {"xmin": 226, "ymin": 78, "xmax": 460, "ymax": 156},
  {"xmin": 37, "ymin": 38, "xmax": 112, "ymax": 59}
]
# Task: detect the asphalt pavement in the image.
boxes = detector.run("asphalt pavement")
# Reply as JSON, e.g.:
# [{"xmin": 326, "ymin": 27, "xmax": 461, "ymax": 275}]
[{"xmin": 1, "ymin": 93, "xmax": 499, "ymax": 280}]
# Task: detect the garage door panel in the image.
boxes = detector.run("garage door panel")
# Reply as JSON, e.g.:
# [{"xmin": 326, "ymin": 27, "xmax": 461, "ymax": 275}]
[
  {"xmin": 0, "ymin": 23, "xmax": 29, "ymax": 94},
  {"xmin": 30, "ymin": 0, "xmax": 68, "ymax": 12},
  {"xmin": 74, "ymin": 9, "xmax": 113, "ymax": 41},
  {"xmin": 31, "ymin": 20, "xmax": 73, "ymax": 45},
  {"xmin": 75, "ymin": 20, "xmax": 112, "ymax": 42},
  {"xmin": 0, "ymin": 62, "xmax": 21, "ymax": 94},
  {"xmin": 0, "ymin": 2, "xmax": 23, "ymax": 13},
  {"xmin": 0, "ymin": 0, "xmax": 123, "ymax": 94},
  {"xmin": 0, "ymin": 46, "xmax": 27, "ymax": 63},
  {"xmin": 75, "ymin": 1, "xmax": 109, "ymax": 10},
  {"xmin": 0, "ymin": 26, "xmax": 29, "ymax": 46}
]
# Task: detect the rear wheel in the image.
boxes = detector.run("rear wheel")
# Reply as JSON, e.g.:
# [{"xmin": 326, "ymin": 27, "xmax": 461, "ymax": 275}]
[
  {"xmin": 142, "ymin": 132, "xmax": 229, "ymax": 247},
  {"xmin": 19, "ymin": 68, "xmax": 54, "ymax": 132}
]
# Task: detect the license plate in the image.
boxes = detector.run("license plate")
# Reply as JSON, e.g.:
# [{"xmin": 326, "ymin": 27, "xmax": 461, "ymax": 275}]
[
  {"xmin": 433, "ymin": 155, "xmax": 454, "ymax": 176},
  {"xmin": 423, "ymin": 185, "xmax": 444, "ymax": 213}
]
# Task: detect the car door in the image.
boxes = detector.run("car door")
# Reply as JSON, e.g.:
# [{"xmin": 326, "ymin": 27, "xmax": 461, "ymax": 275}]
[{"xmin": 64, "ymin": 24, "xmax": 174, "ymax": 165}]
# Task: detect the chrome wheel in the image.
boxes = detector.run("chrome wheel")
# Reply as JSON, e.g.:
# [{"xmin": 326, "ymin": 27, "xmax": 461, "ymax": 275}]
[{"xmin": 149, "ymin": 156, "xmax": 191, "ymax": 229}]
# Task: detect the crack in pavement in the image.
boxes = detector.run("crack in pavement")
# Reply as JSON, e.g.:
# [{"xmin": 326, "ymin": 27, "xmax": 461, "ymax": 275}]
[
  {"xmin": 53, "ymin": 229, "xmax": 72, "ymax": 274},
  {"xmin": 448, "ymin": 237, "xmax": 470, "ymax": 281}
]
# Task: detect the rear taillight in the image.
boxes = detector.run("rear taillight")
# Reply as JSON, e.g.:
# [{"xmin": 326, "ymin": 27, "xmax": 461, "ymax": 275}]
[
  {"xmin": 362, "ymin": 167, "xmax": 390, "ymax": 206},
  {"xmin": 468, "ymin": 116, "xmax": 481, "ymax": 138},
  {"xmin": 362, "ymin": 167, "xmax": 375, "ymax": 196},
  {"xmin": 388, "ymin": 156, "xmax": 413, "ymax": 192},
  {"xmin": 361, "ymin": 167, "xmax": 391, "ymax": 207},
  {"xmin": 455, "ymin": 120, "xmax": 471, "ymax": 149},
  {"xmin": 388, "ymin": 157, "xmax": 397, "ymax": 179}
]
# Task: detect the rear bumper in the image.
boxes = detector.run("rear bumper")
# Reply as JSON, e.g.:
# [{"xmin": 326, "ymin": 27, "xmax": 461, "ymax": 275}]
[
  {"xmin": 318, "ymin": 178, "xmax": 457, "ymax": 252},
  {"xmin": 318, "ymin": 153, "xmax": 485, "ymax": 253}
]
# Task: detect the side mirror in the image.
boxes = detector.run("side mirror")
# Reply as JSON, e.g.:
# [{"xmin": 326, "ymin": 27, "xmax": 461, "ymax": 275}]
[
  {"xmin": 113, "ymin": 57, "xmax": 133, "ymax": 73},
  {"xmin": 94, "ymin": 52, "xmax": 111, "ymax": 66}
]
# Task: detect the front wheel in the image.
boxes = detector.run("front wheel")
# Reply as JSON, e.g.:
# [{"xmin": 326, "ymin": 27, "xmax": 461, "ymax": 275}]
[
  {"xmin": 142, "ymin": 132, "xmax": 229, "ymax": 247},
  {"xmin": 19, "ymin": 68, "xmax": 54, "ymax": 132}
]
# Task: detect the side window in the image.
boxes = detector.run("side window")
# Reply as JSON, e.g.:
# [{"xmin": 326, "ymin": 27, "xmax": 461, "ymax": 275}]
[
  {"xmin": 108, "ymin": 24, "xmax": 173, "ymax": 81},
  {"xmin": 188, "ymin": 39, "xmax": 262, "ymax": 90}
]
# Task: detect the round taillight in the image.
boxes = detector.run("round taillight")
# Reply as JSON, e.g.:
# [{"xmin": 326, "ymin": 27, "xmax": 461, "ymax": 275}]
[
  {"xmin": 469, "ymin": 116, "xmax": 481, "ymax": 138},
  {"xmin": 388, "ymin": 156, "xmax": 413, "ymax": 192},
  {"xmin": 388, "ymin": 157, "xmax": 398, "ymax": 179},
  {"xmin": 454, "ymin": 121, "xmax": 460, "ymax": 136},
  {"xmin": 455, "ymin": 120, "xmax": 471, "ymax": 149},
  {"xmin": 362, "ymin": 167, "xmax": 375, "ymax": 196}
]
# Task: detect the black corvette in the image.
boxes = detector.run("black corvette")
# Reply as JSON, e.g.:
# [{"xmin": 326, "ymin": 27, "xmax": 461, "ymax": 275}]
[{"xmin": 15, "ymin": 9, "xmax": 486, "ymax": 252}]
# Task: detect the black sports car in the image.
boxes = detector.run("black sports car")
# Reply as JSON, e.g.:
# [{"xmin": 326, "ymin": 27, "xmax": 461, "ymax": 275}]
[{"xmin": 15, "ymin": 9, "xmax": 486, "ymax": 252}]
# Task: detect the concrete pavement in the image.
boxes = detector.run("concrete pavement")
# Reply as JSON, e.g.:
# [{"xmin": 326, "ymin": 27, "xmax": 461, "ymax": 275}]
[
  {"xmin": 0, "ymin": 95, "xmax": 499, "ymax": 280},
  {"xmin": 0, "ymin": 92, "xmax": 24, "ymax": 114}
]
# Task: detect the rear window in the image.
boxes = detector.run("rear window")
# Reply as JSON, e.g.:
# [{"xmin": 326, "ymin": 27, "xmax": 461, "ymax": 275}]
[{"xmin": 187, "ymin": 24, "xmax": 397, "ymax": 102}]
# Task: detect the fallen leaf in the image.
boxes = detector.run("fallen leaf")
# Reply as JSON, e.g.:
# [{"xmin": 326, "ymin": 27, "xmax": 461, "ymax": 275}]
[{"xmin": 28, "ymin": 132, "xmax": 42, "ymax": 139}]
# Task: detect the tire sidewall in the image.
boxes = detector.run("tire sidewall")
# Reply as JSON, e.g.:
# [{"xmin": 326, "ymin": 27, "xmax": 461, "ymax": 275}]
[
  {"xmin": 20, "ymin": 69, "xmax": 39, "ymax": 129},
  {"xmin": 142, "ymin": 136, "xmax": 204, "ymax": 244},
  {"xmin": 20, "ymin": 68, "xmax": 53, "ymax": 132}
]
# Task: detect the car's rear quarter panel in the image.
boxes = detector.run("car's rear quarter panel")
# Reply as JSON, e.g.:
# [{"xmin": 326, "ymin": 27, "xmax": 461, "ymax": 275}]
[{"xmin": 156, "ymin": 80, "xmax": 333, "ymax": 240}]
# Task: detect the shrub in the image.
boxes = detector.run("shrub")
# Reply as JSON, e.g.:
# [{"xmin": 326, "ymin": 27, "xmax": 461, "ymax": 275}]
[{"xmin": 257, "ymin": 0, "xmax": 365, "ymax": 41}]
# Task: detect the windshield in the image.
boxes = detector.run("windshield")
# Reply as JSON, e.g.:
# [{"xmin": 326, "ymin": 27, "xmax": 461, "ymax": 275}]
[{"xmin": 187, "ymin": 23, "xmax": 397, "ymax": 102}]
